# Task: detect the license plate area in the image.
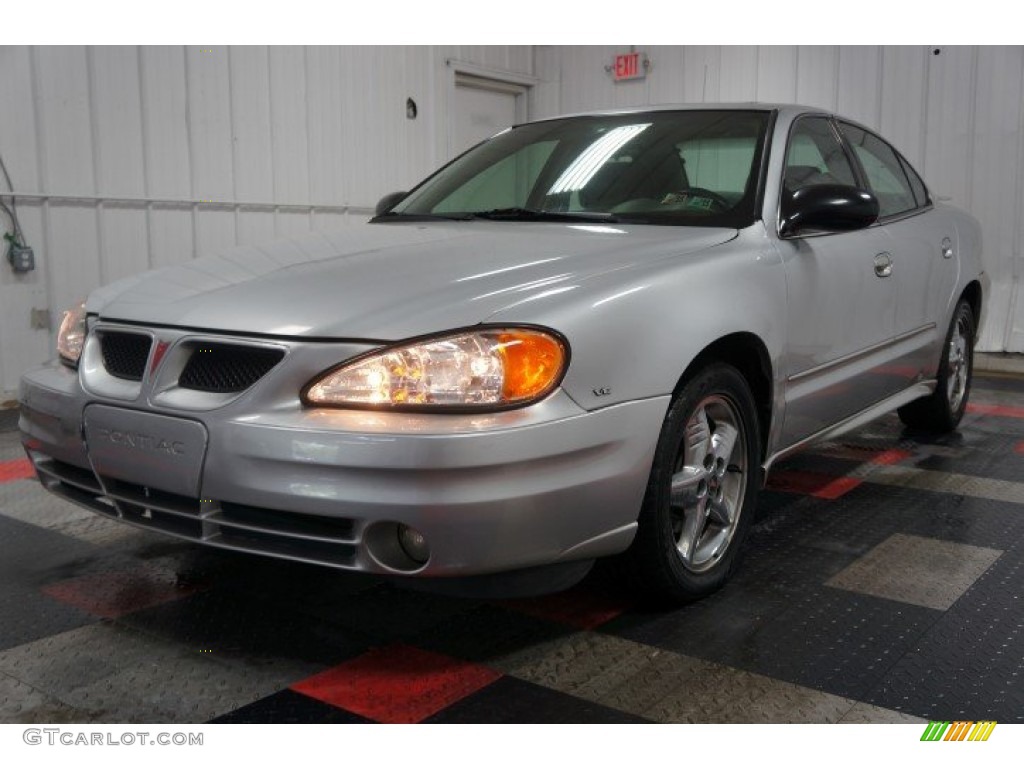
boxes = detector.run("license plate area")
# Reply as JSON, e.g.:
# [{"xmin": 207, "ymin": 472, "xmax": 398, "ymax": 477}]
[{"xmin": 83, "ymin": 405, "xmax": 208, "ymax": 497}]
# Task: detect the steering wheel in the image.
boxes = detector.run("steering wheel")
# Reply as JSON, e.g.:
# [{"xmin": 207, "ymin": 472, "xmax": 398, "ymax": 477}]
[{"xmin": 665, "ymin": 187, "xmax": 731, "ymax": 212}]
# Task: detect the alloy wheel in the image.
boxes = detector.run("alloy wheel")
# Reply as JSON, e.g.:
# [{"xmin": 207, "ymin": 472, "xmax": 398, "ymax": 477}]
[
  {"xmin": 668, "ymin": 395, "xmax": 748, "ymax": 573},
  {"xmin": 946, "ymin": 313, "xmax": 970, "ymax": 412}
]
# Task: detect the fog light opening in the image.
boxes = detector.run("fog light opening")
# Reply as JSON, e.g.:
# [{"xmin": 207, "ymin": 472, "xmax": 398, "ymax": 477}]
[{"xmin": 398, "ymin": 524, "xmax": 430, "ymax": 564}]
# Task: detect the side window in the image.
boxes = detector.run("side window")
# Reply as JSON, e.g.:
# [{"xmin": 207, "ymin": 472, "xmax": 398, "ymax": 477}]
[
  {"xmin": 899, "ymin": 155, "xmax": 931, "ymax": 208},
  {"xmin": 783, "ymin": 117, "xmax": 858, "ymax": 192},
  {"xmin": 839, "ymin": 123, "xmax": 918, "ymax": 218}
]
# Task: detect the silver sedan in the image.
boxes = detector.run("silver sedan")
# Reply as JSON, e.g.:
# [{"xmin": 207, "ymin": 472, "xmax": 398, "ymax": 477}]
[{"xmin": 19, "ymin": 104, "xmax": 986, "ymax": 604}]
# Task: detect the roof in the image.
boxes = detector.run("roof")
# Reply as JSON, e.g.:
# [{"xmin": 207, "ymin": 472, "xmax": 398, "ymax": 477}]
[{"xmin": 523, "ymin": 102, "xmax": 831, "ymax": 126}]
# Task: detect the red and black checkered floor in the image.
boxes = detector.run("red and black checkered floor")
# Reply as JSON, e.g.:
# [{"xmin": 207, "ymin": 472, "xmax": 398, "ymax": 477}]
[{"xmin": 1, "ymin": 375, "xmax": 1023, "ymax": 723}]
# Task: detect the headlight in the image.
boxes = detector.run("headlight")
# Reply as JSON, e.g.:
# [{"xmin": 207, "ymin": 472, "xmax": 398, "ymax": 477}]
[
  {"xmin": 57, "ymin": 300, "xmax": 87, "ymax": 365},
  {"xmin": 303, "ymin": 327, "xmax": 568, "ymax": 410}
]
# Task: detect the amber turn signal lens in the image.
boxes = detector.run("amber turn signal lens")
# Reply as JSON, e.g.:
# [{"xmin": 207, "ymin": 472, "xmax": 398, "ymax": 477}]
[{"xmin": 496, "ymin": 331, "xmax": 566, "ymax": 403}]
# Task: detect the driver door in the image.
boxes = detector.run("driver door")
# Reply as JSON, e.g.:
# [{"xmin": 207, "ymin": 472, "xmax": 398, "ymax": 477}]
[{"xmin": 777, "ymin": 116, "xmax": 898, "ymax": 446}]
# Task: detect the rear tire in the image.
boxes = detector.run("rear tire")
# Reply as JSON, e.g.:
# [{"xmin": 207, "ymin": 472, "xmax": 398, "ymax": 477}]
[
  {"xmin": 897, "ymin": 299, "xmax": 975, "ymax": 432},
  {"xmin": 620, "ymin": 363, "xmax": 762, "ymax": 606}
]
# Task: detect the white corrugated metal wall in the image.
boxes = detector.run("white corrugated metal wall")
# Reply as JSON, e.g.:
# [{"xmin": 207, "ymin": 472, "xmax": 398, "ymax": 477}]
[
  {"xmin": 3, "ymin": 45, "xmax": 1023, "ymax": 399},
  {"xmin": 0, "ymin": 45, "xmax": 533, "ymax": 399},
  {"xmin": 532, "ymin": 45, "xmax": 1024, "ymax": 355}
]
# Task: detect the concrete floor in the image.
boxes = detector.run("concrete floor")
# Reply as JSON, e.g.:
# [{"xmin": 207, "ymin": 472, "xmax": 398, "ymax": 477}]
[{"xmin": 1, "ymin": 374, "xmax": 1023, "ymax": 723}]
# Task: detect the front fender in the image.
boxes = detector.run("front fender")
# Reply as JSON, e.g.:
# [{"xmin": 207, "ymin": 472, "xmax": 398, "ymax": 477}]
[{"xmin": 485, "ymin": 224, "xmax": 787, "ymax": 413}]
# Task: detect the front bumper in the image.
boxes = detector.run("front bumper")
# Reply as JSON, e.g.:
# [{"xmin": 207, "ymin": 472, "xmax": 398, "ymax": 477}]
[{"xmin": 19, "ymin": 361, "xmax": 667, "ymax": 578}]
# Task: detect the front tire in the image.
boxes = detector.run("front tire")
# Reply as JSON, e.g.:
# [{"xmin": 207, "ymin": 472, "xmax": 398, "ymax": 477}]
[
  {"xmin": 897, "ymin": 299, "xmax": 975, "ymax": 432},
  {"xmin": 621, "ymin": 363, "xmax": 762, "ymax": 606}
]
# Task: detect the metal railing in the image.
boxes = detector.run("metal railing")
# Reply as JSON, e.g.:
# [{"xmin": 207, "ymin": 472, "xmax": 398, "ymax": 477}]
[{"xmin": 1, "ymin": 191, "xmax": 374, "ymax": 216}]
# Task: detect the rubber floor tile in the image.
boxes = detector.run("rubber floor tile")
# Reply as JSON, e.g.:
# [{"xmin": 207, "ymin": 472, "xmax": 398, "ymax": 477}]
[
  {"xmin": 151, "ymin": 547, "xmax": 382, "ymax": 621},
  {"xmin": 497, "ymin": 631, "xmax": 665, "ymax": 699},
  {"xmin": 301, "ymin": 582, "xmax": 481, "ymax": 643},
  {"xmin": 68, "ymin": 660, "xmax": 284, "ymax": 723},
  {"xmin": 862, "ymin": 538, "xmax": 1024, "ymax": 722},
  {"xmin": 424, "ymin": 676, "xmax": 650, "ymax": 724},
  {"xmin": 497, "ymin": 583, "xmax": 629, "ymax": 630},
  {"xmin": 806, "ymin": 444, "xmax": 912, "ymax": 466},
  {"xmin": 741, "ymin": 528, "xmax": 866, "ymax": 587},
  {"xmin": 795, "ymin": 483, "xmax": 1024, "ymax": 553},
  {"xmin": 211, "ymin": 689, "xmax": 372, "ymax": 724},
  {"xmin": 767, "ymin": 470, "xmax": 862, "ymax": 499},
  {"xmin": 836, "ymin": 702, "xmax": 927, "ymax": 724},
  {"xmin": 54, "ymin": 515, "xmax": 156, "ymax": 548},
  {"xmin": 411, "ymin": 604, "xmax": 575, "ymax": 666},
  {"xmin": 291, "ymin": 644, "xmax": 502, "ymax": 724},
  {"xmin": 958, "ymin": 409, "xmax": 1024, "ymax": 437},
  {"xmin": 871, "ymin": 448, "xmax": 914, "ymax": 465},
  {"xmin": 602, "ymin": 577, "xmax": 817, "ymax": 664},
  {"xmin": 0, "ymin": 515, "xmax": 100, "ymax": 587},
  {"xmin": 615, "ymin": 583, "xmax": 940, "ymax": 701},
  {"xmin": 736, "ymin": 492, "xmax": 881, "ymax": 589},
  {"xmin": 972, "ymin": 375, "xmax": 1024, "ymax": 393},
  {"xmin": 119, "ymin": 590, "xmax": 370, "ymax": 667},
  {"xmin": 798, "ymin": 446, "xmax": 911, "ymax": 467},
  {"xmin": 970, "ymin": 385, "xmax": 1024, "ymax": 402},
  {"xmin": 0, "ymin": 483, "xmax": 96, "ymax": 538},
  {"xmin": 607, "ymin": 657, "xmax": 855, "ymax": 723},
  {"xmin": 0, "ymin": 671, "xmax": 95, "ymax": 724},
  {"xmin": 967, "ymin": 402, "xmax": 1024, "ymax": 419},
  {"xmin": 753, "ymin": 488, "xmax": 810, "ymax": 519},
  {"xmin": 41, "ymin": 564, "xmax": 204, "ymax": 619},
  {"xmin": 769, "ymin": 453, "xmax": 866, "ymax": 479},
  {"xmin": 858, "ymin": 464, "xmax": 1024, "ymax": 505},
  {"xmin": 826, "ymin": 533, "xmax": 1003, "ymax": 611},
  {"xmin": 0, "ymin": 624, "xmax": 162, "ymax": 697},
  {"xmin": 0, "ymin": 585, "xmax": 96, "ymax": 652},
  {"xmin": 0, "ymin": 622, "xmax": 316, "ymax": 722},
  {"xmin": 0, "ymin": 458, "xmax": 33, "ymax": 484},
  {"xmin": 495, "ymin": 631, "xmax": 856, "ymax": 723},
  {"xmin": 914, "ymin": 443, "xmax": 1024, "ymax": 484}
]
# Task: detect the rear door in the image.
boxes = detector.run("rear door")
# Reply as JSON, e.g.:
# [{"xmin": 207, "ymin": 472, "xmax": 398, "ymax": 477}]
[{"xmin": 837, "ymin": 122, "xmax": 958, "ymax": 383}]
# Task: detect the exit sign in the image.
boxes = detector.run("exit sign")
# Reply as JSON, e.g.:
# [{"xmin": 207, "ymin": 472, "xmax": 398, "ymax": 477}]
[{"xmin": 612, "ymin": 52, "xmax": 646, "ymax": 82}]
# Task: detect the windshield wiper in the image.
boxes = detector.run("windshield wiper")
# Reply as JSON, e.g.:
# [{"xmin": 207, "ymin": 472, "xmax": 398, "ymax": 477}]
[
  {"xmin": 371, "ymin": 211, "xmax": 474, "ymax": 223},
  {"xmin": 467, "ymin": 207, "xmax": 620, "ymax": 223}
]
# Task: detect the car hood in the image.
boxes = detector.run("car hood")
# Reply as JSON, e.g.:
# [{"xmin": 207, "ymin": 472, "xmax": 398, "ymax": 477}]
[{"xmin": 89, "ymin": 221, "xmax": 736, "ymax": 340}]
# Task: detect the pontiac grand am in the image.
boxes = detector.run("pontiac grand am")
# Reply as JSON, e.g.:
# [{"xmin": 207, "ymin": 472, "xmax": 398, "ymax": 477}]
[{"xmin": 19, "ymin": 104, "xmax": 985, "ymax": 603}]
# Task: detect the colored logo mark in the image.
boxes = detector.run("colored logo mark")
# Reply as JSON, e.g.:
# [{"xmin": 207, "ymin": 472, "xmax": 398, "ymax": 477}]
[{"xmin": 920, "ymin": 721, "xmax": 997, "ymax": 742}]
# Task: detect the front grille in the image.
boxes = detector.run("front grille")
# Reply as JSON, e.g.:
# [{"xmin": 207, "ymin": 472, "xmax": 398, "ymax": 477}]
[
  {"xmin": 29, "ymin": 450, "xmax": 358, "ymax": 569},
  {"xmin": 219, "ymin": 502, "xmax": 356, "ymax": 541},
  {"xmin": 178, "ymin": 343, "xmax": 284, "ymax": 393},
  {"xmin": 100, "ymin": 332, "xmax": 151, "ymax": 381}
]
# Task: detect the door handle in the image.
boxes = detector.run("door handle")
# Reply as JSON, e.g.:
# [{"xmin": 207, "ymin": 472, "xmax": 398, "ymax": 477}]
[
  {"xmin": 874, "ymin": 252, "xmax": 893, "ymax": 278},
  {"xmin": 941, "ymin": 236, "xmax": 954, "ymax": 259}
]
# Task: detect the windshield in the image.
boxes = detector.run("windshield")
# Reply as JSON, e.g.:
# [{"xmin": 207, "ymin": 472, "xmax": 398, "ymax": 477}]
[{"xmin": 385, "ymin": 110, "xmax": 771, "ymax": 227}]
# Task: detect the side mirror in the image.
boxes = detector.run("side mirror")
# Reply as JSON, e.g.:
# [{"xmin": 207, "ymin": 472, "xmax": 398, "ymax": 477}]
[
  {"xmin": 780, "ymin": 185, "xmax": 879, "ymax": 237},
  {"xmin": 375, "ymin": 191, "xmax": 408, "ymax": 217}
]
